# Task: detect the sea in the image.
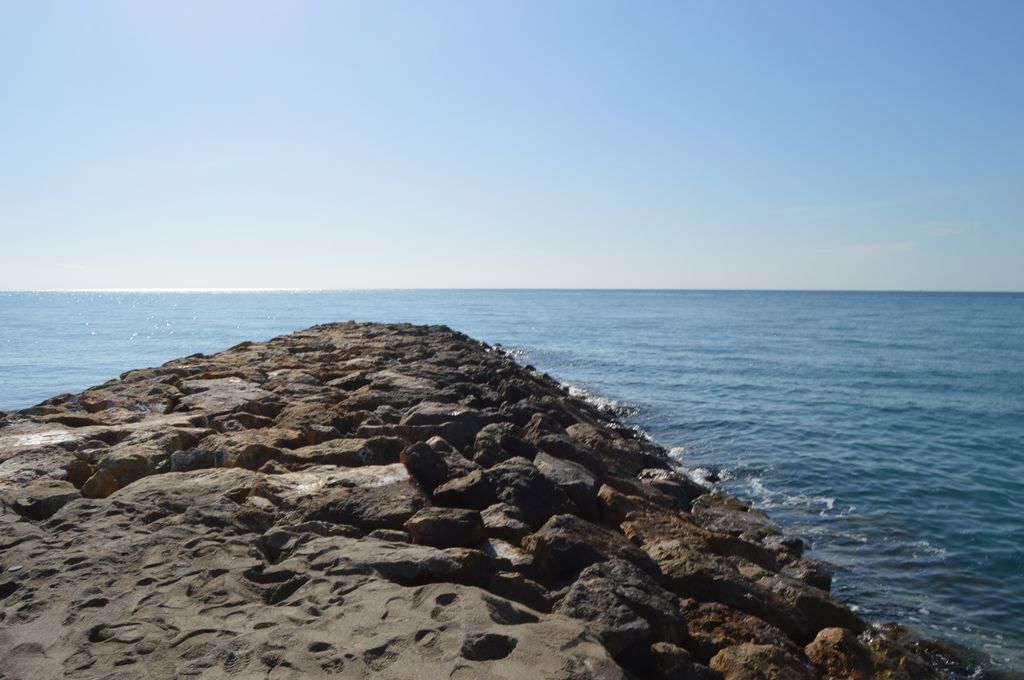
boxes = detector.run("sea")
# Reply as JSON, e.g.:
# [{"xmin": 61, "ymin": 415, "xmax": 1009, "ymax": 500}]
[{"xmin": 1, "ymin": 290, "xmax": 1021, "ymax": 673}]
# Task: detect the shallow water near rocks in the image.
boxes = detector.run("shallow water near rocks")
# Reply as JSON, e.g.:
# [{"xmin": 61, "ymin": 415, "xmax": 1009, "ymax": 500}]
[{"xmin": 1, "ymin": 289, "xmax": 1022, "ymax": 671}]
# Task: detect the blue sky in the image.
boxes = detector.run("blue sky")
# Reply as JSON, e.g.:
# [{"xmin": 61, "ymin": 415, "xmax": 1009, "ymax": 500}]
[{"xmin": 1, "ymin": 1, "xmax": 1021, "ymax": 290}]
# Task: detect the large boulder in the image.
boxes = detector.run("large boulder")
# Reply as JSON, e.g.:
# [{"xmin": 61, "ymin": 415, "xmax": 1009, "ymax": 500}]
[
  {"xmin": 400, "ymin": 437, "xmax": 479, "ymax": 492},
  {"xmin": 404, "ymin": 506, "xmax": 486, "ymax": 548},
  {"xmin": 432, "ymin": 469, "xmax": 497, "ymax": 510},
  {"xmin": 483, "ymin": 458, "xmax": 573, "ymax": 529},
  {"xmin": 804, "ymin": 627, "xmax": 873, "ymax": 680},
  {"xmin": 523, "ymin": 513, "xmax": 661, "ymax": 584},
  {"xmin": 480, "ymin": 503, "xmax": 531, "ymax": 545},
  {"xmin": 554, "ymin": 558, "xmax": 688, "ymax": 674},
  {"xmin": 710, "ymin": 643, "xmax": 817, "ymax": 680},
  {"xmin": 473, "ymin": 423, "xmax": 537, "ymax": 467},
  {"xmin": 533, "ymin": 451, "xmax": 600, "ymax": 521},
  {"xmin": 681, "ymin": 600, "xmax": 802, "ymax": 664},
  {"xmin": 291, "ymin": 464, "xmax": 430, "ymax": 532},
  {"xmin": 177, "ymin": 377, "xmax": 279, "ymax": 416}
]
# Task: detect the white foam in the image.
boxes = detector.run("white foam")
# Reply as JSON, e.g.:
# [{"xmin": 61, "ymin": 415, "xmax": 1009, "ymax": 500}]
[
  {"xmin": 565, "ymin": 383, "xmax": 638, "ymax": 418},
  {"xmin": 686, "ymin": 466, "xmax": 731, "ymax": 486}
]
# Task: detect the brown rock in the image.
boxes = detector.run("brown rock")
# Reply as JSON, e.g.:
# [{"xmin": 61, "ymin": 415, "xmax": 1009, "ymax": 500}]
[
  {"xmin": 282, "ymin": 436, "xmax": 404, "ymax": 467},
  {"xmin": 710, "ymin": 643, "xmax": 817, "ymax": 680},
  {"xmin": 80, "ymin": 468, "xmax": 119, "ymax": 498},
  {"xmin": 2, "ymin": 479, "xmax": 80, "ymax": 520},
  {"xmin": 296, "ymin": 464, "xmax": 430, "ymax": 531},
  {"xmin": 487, "ymin": 571, "xmax": 550, "ymax": 612},
  {"xmin": 646, "ymin": 538, "xmax": 812, "ymax": 644},
  {"xmin": 651, "ymin": 642, "xmax": 699, "ymax": 680},
  {"xmin": 473, "ymin": 422, "xmax": 536, "ymax": 467},
  {"xmin": 404, "ymin": 506, "xmax": 486, "ymax": 548},
  {"xmin": 65, "ymin": 458, "xmax": 94, "ymax": 488},
  {"xmin": 805, "ymin": 627, "xmax": 873, "ymax": 680},
  {"xmin": 481, "ymin": 503, "xmax": 531, "ymax": 545},
  {"xmin": 682, "ymin": 600, "xmax": 802, "ymax": 664},
  {"xmin": 177, "ymin": 376, "xmax": 278, "ymax": 416},
  {"xmin": 400, "ymin": 437, "xmax": 479, "ymax": 492},
  {"xmin": 432, "ymin": 469, "xmax": 498, "ymax": 510}
]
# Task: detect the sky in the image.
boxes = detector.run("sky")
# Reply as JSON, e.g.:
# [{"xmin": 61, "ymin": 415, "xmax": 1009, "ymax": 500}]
[{"xmin": 1, "ymin": 1, "xmax": 1022, "ymax": 291}]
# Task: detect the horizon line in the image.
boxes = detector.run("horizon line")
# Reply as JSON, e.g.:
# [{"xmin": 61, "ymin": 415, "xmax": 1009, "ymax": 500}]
[{"xmin": 2, "ymin": 287, "xmax": 1022, "ymax": 295}]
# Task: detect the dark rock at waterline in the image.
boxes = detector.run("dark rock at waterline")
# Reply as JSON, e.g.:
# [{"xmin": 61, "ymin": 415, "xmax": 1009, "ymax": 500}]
[{"xmin": 0, "ymin": 322, "xmax": 963, "ymax": 679}]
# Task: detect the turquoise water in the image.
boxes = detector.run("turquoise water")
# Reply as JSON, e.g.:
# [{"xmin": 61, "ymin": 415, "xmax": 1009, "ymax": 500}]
[{"xmin": 1, "ymin": 290, "xmax": 1022, "ymax": 671}]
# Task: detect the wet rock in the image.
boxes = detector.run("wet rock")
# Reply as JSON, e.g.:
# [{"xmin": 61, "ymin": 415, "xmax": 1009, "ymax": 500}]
[
  {"xmin": 781, "ymin": 557, "xmax": 832, "ymax": 591},
  {"xmin": 405, "ymin": 506, "xmax": 485, "ymax": 548},
  {"xmin": 646, "ymin": 538, "xmax": 804, "ymax": 641},
  {"xmin": 638, "ymin": 467, "xmax": 696, "ymax": 511},
  {"xmin": 862, "ymin": 623, "xmax": 973, "ymax": 680},
  {"xmin": 599, "ymin": 483, "xmax": 779, "ymax": 571},
  {"xmin": 692, "ymin": 492, "xmax": 784, "ymax": 545},
  {"xmin": 751, "ymin": 566, "xmax": 866, "ymax": 638}
]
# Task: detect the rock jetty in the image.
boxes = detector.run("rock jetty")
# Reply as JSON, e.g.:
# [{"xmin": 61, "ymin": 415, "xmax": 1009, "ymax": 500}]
[{"xmin": 0, "ymin": 323, "xmax": 964, "ymax": 678}]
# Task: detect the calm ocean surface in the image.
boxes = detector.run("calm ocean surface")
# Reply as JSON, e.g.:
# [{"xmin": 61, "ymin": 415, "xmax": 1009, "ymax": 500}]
[{"xmin": 1, "ymin": 290, "xmax": 1022, "ymax": 671}]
